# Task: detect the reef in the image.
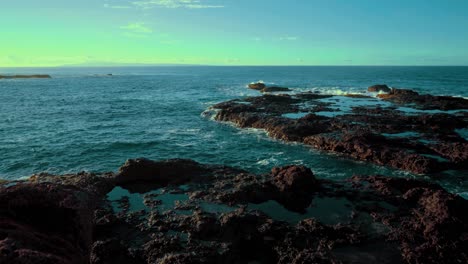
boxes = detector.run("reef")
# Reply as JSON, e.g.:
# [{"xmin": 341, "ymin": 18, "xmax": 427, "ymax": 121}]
[
  {"xmin": 0, "ymin": 75, "xmax": 52, "ymax": 79},
  {"xmin": 0, "ymin": 158, "xmax": 467, "ymax": 263},
  {"xmin": 209, "ymin": 87, "xmax": 468, "ymax": 174},
  {"xmin": 378, "ymin": 88, "xmax": 468, "ymax": 110},
  {"xmin": 248, "ymin": 82, "xmax": 292, "ymax": 93},
  {"xmin": 368, "ymin": 84, "xmax": 391, "ymax": 93}
]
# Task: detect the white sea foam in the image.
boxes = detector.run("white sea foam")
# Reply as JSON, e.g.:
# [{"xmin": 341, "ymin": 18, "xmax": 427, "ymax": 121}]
[
  {"xmin": 201, "ymin": 109, "xmax": 220, "ymax": 121},
  {"xmin": 236, "ymin": 127, "xmax": 267, "ymax": 136},
  {"xmin": 256, "ymin": 157, "xmax": 278, "ymax": 166}
]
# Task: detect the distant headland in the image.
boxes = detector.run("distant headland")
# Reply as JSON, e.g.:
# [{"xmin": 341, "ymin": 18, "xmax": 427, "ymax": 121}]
[{"xmin": 0, "ymin": 74, "xmax": 52, "ymax": 79}]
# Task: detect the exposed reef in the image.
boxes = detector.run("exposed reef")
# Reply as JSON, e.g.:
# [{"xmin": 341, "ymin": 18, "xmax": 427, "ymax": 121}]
[
  {"xmin": 378, "ymin": 88, "xmax": 468, "ymax": 110},
  {"xmin": 0, "ymin": 74, "xmax": 51, "ymax": 79},
  {"xmin": 368, "ymin": 84, "xmax": 391, "ymax": 93},
  {"xmin": 248, "ymin": 82, "xmax": 292, "ymax": 93},
  {"xmin": 210, "ymin": 87, "xmax": 468, "ymax": 174},
  {"xmin": 1, "ymin": 158, "xmax": 467, "ymax": 263}
]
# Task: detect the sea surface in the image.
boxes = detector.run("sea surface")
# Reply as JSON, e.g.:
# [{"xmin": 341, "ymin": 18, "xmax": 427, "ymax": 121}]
[{"xmin": 1, "ymin": 66, "xmax": 467, "ymax": 198}]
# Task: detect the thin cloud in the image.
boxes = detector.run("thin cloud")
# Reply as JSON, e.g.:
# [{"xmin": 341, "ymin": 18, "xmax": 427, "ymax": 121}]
[
  {"xmin": 120, "ymin": 22, "xmax": 153, "ymax": 33},
  {"xmin": 104, "ymin": 4, "xmax": 132, "ymax": 9},
  {"xmin": 279, "ymin": 36, "xmax": 299, "ymax": 41},
  {"xmin": 132, "ymin": 0, "xmax": 224, "ymax": 9}
]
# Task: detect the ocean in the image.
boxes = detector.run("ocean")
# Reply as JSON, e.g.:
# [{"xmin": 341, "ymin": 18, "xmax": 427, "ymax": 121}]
[{"xmin": 0, "ymin": 66, "xmax": 467, "ymax": 197}]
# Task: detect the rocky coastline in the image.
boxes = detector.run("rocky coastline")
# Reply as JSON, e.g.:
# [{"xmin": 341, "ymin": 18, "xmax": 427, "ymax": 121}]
[
  {"xmin": 1, "ymin": 83, "xmax": 467, "ymax": 263},
  {"xmin": 1, "ymin": 158, "xmax": 467, "ymax": 263},
  {"xmin": 210, "ymin": 84, "xmax": 468, "ymax": 174}
]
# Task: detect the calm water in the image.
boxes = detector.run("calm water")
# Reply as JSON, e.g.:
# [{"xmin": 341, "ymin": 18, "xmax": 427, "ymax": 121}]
[{"xmin": 1, "ymin": 66, "xmax": 467, "ymax": 197}]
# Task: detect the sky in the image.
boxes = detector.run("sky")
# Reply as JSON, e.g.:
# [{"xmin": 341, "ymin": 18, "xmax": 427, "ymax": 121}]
[{"xmin": 1, "ymin": 0, "xmax": 468, "ymax": 67}]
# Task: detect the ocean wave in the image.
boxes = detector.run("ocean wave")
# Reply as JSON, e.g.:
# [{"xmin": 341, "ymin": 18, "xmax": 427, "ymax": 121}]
[
  {"xmin": 201, "ymin": 109, "xmax": 220, "ymax": 121},
  {"xmin": 256, "ymin": 157, "xmax": 278, "ymax": 166}
]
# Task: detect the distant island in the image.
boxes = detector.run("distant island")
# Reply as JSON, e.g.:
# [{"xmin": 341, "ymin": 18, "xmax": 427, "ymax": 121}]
[{"xmin": 0, "ymin": 74, "xmax": 51, "ymax": 79}]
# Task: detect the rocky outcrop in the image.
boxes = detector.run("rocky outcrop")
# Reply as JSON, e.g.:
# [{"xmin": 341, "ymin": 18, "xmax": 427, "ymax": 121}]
[
  {"xmin": 378, "ymin": 88, "xmax": 468, "ymax": 110},
  {"xmin": 0, "ymin": 182, "xmax": 101, "ymax": 263},
  {"xmin": 350, "ymin": 176, "xmax": 468, "ymax": 263},
  {"xmin": 211, "ymin": 88, "xmax": 468, "ymax": 174},
  {"xmin": 0, "ymin": 159, "xmax": 467, "ymax": 263},
  {"xmin": 271, "ymin": 165, "xmax": 317, "ymax": 192},
  {"xmin": 115, "ymin": 158, "xmax": 209, "ymax": 186},
  {"xmin": 368, "ymin": 84, "xmax": 391, "ymax": 93},
  {"xmin": 248, "ymin": 82, "xmax": 266, "ymax": 90},
  {"xmin": 261, "ymin": 87, "xmax": 291, "ymax": 93},
  {"xmin": 0, "ymin": 74, "xmax": 51, "ymax": 79},
  {"xmin": 248, "ymin": 82, "xmax": 292, "ymax": 93}
]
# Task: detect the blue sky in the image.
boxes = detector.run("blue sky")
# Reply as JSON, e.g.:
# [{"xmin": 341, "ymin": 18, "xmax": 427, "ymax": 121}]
[{"xmin": 1, "ymin": 0, "xmax": 468, "ymax": 66}]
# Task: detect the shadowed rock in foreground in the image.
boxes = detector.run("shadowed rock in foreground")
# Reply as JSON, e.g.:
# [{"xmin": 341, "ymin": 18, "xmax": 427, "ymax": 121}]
[
  {"xmin": 0, "ymin": 74, "xmax": 52, "ymax": 79},
  {"xmin": 209, "ymin": 87, "xmax": 468, "ymax": 174},
  {"xmin": 1, "ymin": 158, "xmax": 467, "ymax": 263}
]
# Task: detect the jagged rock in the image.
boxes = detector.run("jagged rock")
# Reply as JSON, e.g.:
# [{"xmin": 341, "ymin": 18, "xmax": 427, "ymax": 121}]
[
  {"xmin": 368, "ymin": 84, "xmax": 391, "ymax": 93},
  {"xmin": 1, "ymin": 159, "xmax": 467, "ymax": 263},
  {"xmin": 212, "ymin": 88, "xmax": 468, "ymax": 174},
  {"xmin": 261, "ymin": 87, "xmax": 292, "ymax": 93},
  {"xmin": 0, "ymin": 183, "xmax": 98, "ymax": 264},
  {"xmin": 378, "ymin": 88, "xmax": 468, "ymax": 110},
  {"xmin": 271, "ymin": 165, "xmax": 317, "ymax": 192},
  {"xmin": 248, "ymin": 82, "xmax": 266, "ymax": 90},
  {"xmin": 115, "ymin": 158, "xmax": 209, "ymax": 187}
]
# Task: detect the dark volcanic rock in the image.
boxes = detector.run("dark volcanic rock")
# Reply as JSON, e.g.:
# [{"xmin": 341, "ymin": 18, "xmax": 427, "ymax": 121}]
[
  {"xmin": 0, "ymin": 74, "xmax": 51, "ymax": 79},
  {"xmin": 261, "ymin": 87, "xmax": 292, "ymax": 93},
  {"xmin": 368, "ymin": 84, "xmax": 391, "ymax": 93},
  {"xmin": 351, "ymin": 176, "xmax": 468, "ymax": 263},
  {"xmin": 378, "ymin": 88, "xmax": 468, "ymax": 110},
  {"xmin": 210, "ymin": 88, "xmax": 468, "ymax": 174},
  {"xmin": 115, "ymin": 158, "xmax": 209, "ymax": 188},
  {"xmin": 248, "ymin": 82, "xmax": 266, "ymax": 90},
  {"xmin": 1, "ymin": 159, "xmax": 467, "ymax": 263},
  {"xmin": 271, "ymin": 165, "xmax": 317, "ymax": 192},
  {"xmin": 0, "ymin": 182, "xmax": 99, "ymax": 264},
  {"xmin": 303, "ymin": 131, "xmax": 439, "ymax": 174}
]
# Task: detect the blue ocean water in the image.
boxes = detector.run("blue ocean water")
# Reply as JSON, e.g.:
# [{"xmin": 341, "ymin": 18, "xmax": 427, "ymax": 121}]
[{"xmin": 0, "ymin": 66, "xmax": 467, "ymax": 197}]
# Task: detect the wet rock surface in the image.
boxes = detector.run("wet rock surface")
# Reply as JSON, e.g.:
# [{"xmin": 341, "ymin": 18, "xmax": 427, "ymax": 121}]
[
  {"xmin": 210, "ymin": 87, "xmax": 468, "ymax": 174},
  {"xmin": 248, "ymin": 82, "xmax": 292, "ymax": 93},
  {"xmin": 378, "ymin": 88, "xmax": 468, "ymax": 110},
  {"xmin": 260, "ymin": 87, "xmax": 292, "ymax": 93},
  {"xmin": 0, "ymin": 173, "xmax": 111, "ymax": 264},
  {"xmin": 1, "ymin": 159, "xmax": 467, "ymax": 263},
  {"xmin": 248, "ymin": 82, "xmax": 266, "ymax": 90},
  {"xmin": 368, "ymin": 84, "xmax": 391, "ymax": 93}
]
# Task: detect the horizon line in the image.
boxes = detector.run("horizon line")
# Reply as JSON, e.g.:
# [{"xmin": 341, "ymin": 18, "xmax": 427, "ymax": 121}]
[{"xmin": 2, "ymin": 64, "xmax": 468, "ymax": 69}]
